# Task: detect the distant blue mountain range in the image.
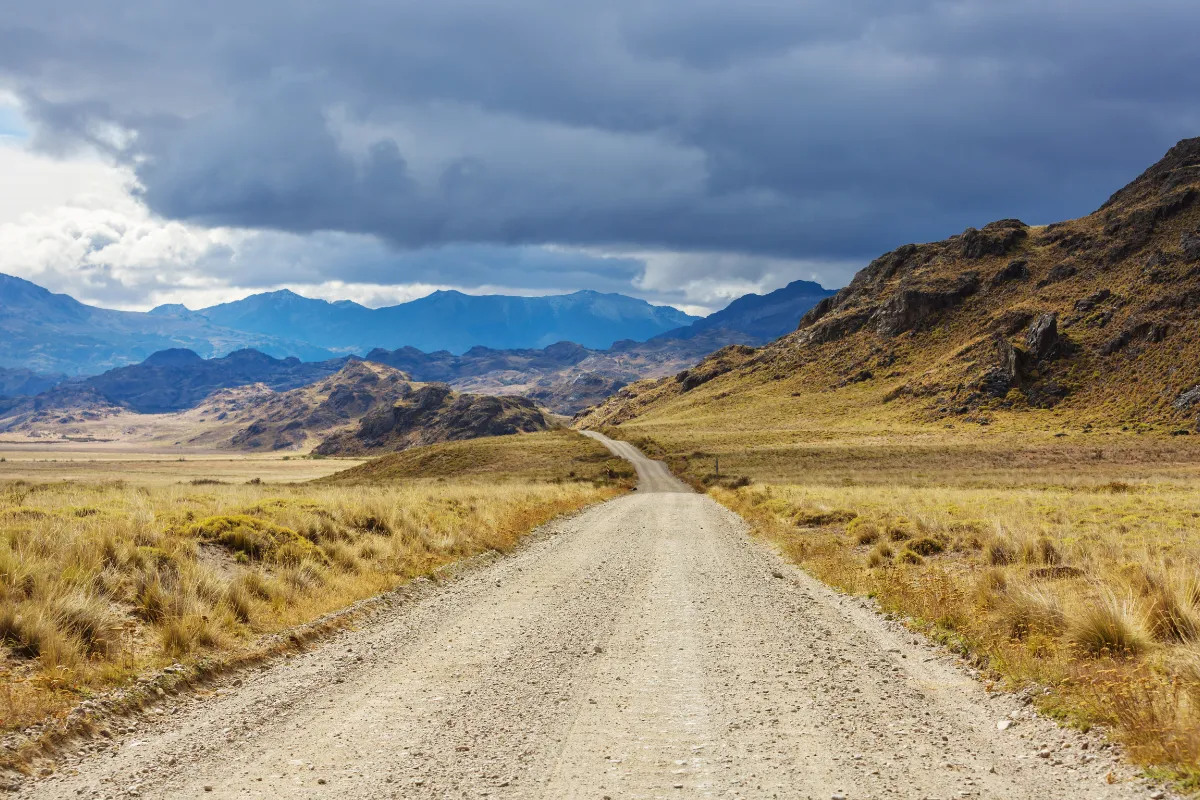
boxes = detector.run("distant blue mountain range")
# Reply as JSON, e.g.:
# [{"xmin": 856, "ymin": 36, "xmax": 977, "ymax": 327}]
[
  {"xmin": 0, "ymin": 272, "xmax": 835, "ymax": 381},
  {"xmin": 654, "ymin": 280, "xmax": 835, "ymax": 342},
  {"xmin": 0, "ymin": 273, "xmax": 335, "ymax": 376},
  {"xmin": 154, "ymin": 288, "xmax": 698, "ymax": 355}
]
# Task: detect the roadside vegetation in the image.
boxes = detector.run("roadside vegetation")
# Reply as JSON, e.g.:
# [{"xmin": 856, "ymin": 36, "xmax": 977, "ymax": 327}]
[
  {"xmin": 0, "ymin": 430, "xmax": 627, "ymax": 756},
  {"xmin": 614, "ymin": 425, "xmax": 1200, "ymax": 785}
]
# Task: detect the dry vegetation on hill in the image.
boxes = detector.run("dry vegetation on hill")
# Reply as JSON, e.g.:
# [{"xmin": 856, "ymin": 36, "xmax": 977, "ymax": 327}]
[
  {"xmin": 0, "ymin": 431, "xmax": 625, "ymax": 766},
  {"xmin": 577, "ymin": 139, "xmax": 1200, "ymax": 784}
]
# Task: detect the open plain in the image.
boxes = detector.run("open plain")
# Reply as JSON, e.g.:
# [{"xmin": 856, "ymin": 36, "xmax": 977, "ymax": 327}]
[{"xmin": 10, "ymin": 434, "xmax": 1167, "ymax": 799}]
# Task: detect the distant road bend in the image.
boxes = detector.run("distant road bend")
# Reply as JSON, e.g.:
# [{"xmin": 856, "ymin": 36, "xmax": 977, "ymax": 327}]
[{"xmin": 27, "ymin": 433, "xmax": 1149, "ymax": 799}]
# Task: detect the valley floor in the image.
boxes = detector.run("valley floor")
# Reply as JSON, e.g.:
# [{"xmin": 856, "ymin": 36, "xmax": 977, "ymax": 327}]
[{"xmin": 15, "ymin": 435, "xmax": 1161, "ymax": 799}]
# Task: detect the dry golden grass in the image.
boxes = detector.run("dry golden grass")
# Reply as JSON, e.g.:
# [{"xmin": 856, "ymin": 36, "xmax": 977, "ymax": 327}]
[
  {"xmin": 699, "ymin": 445, "xmax": 1200, "ymax": 787},
  {"xmin": 0, "ymin": 445, "xmax": 363, "ymax": 485},
  {"xmin": 0, "ymin": 431, "xmax": 624, "ymax": 750}
]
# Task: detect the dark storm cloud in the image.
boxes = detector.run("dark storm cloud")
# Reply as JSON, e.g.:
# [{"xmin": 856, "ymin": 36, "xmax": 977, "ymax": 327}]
[{"xmin": 2, "ymin": 0, "xmax": 1198, "ymax": 270}]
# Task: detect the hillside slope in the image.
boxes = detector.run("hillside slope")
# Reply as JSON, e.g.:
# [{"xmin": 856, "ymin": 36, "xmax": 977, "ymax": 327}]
[
  {"xmin": 578, "ymin": 137, "xmax": 1200, "ymax": 434},
  {"xmin": 191, "ymin": 360, "xmax": 419, "ymax": 451},
  {"xmin": 0, "ymin": 349, "xmax": 351, "ymax": 431}
]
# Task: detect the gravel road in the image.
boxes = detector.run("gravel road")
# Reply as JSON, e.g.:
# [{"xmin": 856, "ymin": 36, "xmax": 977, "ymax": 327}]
[{"xmin": 23, "ymin": 433, "xmax": 1161, "ymax": 799}]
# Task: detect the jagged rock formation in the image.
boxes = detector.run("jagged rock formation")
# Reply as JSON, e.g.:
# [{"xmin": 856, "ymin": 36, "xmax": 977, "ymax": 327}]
[{"xmin": 313, "ymin": 384, "xmax": 549, "ymax": 456}]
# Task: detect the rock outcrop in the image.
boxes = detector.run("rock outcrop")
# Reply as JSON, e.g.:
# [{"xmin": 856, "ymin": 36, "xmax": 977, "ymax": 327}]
[{"xmin": 314, "ymin": 385, "xmax": 549, "ymax": 456}]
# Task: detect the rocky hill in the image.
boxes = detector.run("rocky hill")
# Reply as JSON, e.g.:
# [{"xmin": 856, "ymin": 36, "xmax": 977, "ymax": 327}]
[
  {"xmin": 184, "ymin": 361, "xmax": 420, "ymax": 451},
  {"xmin": 0, "ymin": 349, "xmax": 351, "ymax": 429},
  {"xmin": 0, "ymin": 357, "xmax": 551, "ymax": 454},
  {"xmin": 313, "ymin": 382, "xmax": 549, "ymax": 456},
  {"xmin": 79, "ymin": 349, "xmax": 352, "ymax": 413},
  {"xmin": 359, "ymin": 280, "xmax": 832, "ymax": 415},
  {"xmin": 578, "ymin": 137, "xmax": 1200, "ymax": 432}
]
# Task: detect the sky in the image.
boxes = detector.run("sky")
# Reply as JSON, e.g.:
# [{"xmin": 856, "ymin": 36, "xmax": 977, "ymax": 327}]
[{"xmin": 1, "ymin": 1, "xmax": 1197, "ymax": 315}]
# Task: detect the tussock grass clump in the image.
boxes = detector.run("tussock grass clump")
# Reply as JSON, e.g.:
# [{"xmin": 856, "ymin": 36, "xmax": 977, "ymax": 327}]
[
  {"xmin": 1001, "ymin": 583, "xmax": 1066, "ymax": 639},
  {"xmin": 188, "ymin": 514, "xmax": 321, "ymax": 564},
  {"xmin": 985, "ymin": 538, "xmax": 1016, "ymax": 566},
  {"xmin": 51, "ymin": 591, "xmax": 123, "ymax": 656},
  {"xmin": 847, "ymin": 517, "xmax": 879, "ymax": 544},
  {"xmin": 907, "ymin": 537, "xmax": 944, "ymax": 556},
  {"xmin": 1021, "ymin": 535, "xmax": 1062, "ymax": 566},
  {"xmin": 794, "ymin": 508, "xmax": 857, "ymax": 527},
  {"xmin": 1069, "ymin": 594, "xmax": 1148, "ymax": 657}
]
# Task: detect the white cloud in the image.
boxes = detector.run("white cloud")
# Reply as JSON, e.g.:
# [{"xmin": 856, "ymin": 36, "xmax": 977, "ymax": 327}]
[{"xmin": 0, "ymin": 101, "xmax": 845, "ymax": 317}]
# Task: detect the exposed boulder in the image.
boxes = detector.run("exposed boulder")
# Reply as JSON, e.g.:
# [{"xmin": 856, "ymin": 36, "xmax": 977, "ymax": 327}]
[
  {"xmin": 990, "ymin": 259, "xmax": 1029, "ymax": 287},
  {"xmin": 1025, "ymin": 313, "xmax": 1061, "ymax": 360},
  {"xmin": 674, "ymin": 345, "xmax": 757, "ymax": 392},
  {"xmin": 1100, "ymin": 320, "xmax": 1171, "ymax": 356},
  {"xmin": 1038, "ymin": 263, "xmax": 1077, "ymax": 287},
  {"xmin": 978, "ymin": 336, "xmax": 1021, "ymax": 398},
  {"xmin": 803, "ymin": 310, "xmax": 872, "ymax": 345},
  {"xmin": 1173, "ymin": 385, "xmax": 1200, "ymax": 412},
  {"xmin": 797, "ymin": 295, "xmax": 838, "ymax": 330},
  {"xmin": 1182, "ymin": 229, "xmax": 1200, "ymax": 262},
  {"xmin": 872, "ymin": 274, "xmax": 980, "ymax": 336},
  {"xmin": 1073, "ymin": 290, "xmax": 1111, "ymax": 313}
]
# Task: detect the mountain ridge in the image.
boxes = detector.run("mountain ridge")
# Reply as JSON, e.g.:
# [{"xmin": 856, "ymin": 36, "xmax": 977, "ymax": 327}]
[
  {"xmin": 576, "ymin": 136, "xmax": 1200, "ymax": 432},
  {"xmin": 0, "ymin": 273, "xmax": 336, "ymax": 375},
  {"xmin": 170, "ymin": 287, "xmax": 699, "ymax": 355},
  {"xmin": 652, "ymin": 280, "xmax": 835, "ymax": 343}
]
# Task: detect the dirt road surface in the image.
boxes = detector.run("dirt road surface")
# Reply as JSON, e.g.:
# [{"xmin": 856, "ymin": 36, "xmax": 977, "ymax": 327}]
[{"xmin": 23, "ymin": 433, "xmax": 1158, "ymax": 799}]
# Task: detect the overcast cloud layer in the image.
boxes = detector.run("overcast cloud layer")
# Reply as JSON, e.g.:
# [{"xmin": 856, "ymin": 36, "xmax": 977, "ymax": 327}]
[{"xmin": 1, "ymin": 0, "xmax": 1198, "ymax": 310}]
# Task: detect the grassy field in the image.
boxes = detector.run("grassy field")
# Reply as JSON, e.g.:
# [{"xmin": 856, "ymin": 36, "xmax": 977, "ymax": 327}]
[
  {"xmin": 604, "ymin": 418, "xmax": 1200, "ymax": 786},
  {"xmin": 0, "ymin": 444, "xmax": 362, "ymax": 485},
  {"xmin": 0, "ymin": 431, "xmax": 626, "ymax": 764}
]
